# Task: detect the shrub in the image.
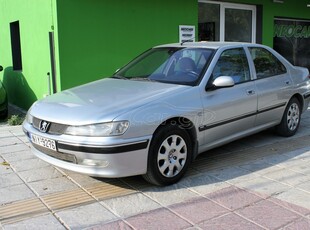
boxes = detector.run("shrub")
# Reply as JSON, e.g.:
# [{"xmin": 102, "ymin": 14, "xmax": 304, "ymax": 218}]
[{"xmin": 8, "ymin": 115, "xmax": 25, "ymax": 126}]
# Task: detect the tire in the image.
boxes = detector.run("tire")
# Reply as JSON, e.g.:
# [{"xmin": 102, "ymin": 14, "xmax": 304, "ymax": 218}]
[
  {"xmin": 143, "ymin": 123, "xmax": 192, "ymax": 186},
  {"xmin": 275, "ymin": 97, "xmax": 301, "ymax": 137}
]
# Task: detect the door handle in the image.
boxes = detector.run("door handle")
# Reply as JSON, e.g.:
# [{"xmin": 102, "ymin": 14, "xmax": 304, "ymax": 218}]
[
  {"xmin": 246, "ymin": 89, "xmax": 255, "ymax": 95},
  {"xmin": 285, "ymin": 80, "xmax": 291, "ymax": 85}
]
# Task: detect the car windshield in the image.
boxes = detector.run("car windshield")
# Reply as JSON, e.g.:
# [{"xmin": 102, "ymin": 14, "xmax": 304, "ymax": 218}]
[{"xmin": 113, "ymin": 47, "xmax": 214, "ymax": 86}]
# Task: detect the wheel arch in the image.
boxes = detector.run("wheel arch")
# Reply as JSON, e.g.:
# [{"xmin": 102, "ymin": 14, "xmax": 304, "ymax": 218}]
[
  {"xmin": 291, "ymin": 93, "xmax": 304, "ymax": 111},
  {"xmin": 154, "ymin": 116, "xmax": 199, "ymax": 160}
]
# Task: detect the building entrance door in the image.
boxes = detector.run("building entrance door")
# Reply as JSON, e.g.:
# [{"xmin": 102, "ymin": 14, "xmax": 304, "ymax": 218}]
[{"xmin": 198, "ymin": 1, "xmax": 256, "ymax": 43}]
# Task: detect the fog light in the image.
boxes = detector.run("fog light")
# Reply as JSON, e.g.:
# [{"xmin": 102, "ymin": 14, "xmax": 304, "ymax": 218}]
[{"xmin": 81, "ymin": 159, "xmax": 109, "ymax": 167}]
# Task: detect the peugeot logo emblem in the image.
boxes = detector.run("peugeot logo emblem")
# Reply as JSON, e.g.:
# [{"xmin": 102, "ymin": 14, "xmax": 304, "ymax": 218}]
[{"xmin": 39, "ymin": 120, "xmax": 50, "ymax": 133}]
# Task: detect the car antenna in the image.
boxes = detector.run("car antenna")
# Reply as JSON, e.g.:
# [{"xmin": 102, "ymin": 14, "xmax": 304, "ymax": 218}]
[{"xmin": 181, "ymin": 37, "xmax": 195, "ymax": 46}]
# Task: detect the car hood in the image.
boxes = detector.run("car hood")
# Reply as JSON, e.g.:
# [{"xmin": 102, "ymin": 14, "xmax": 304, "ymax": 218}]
[{"xmin": 30, "ymin": 78, "xmax": 188, "ymax": 125}]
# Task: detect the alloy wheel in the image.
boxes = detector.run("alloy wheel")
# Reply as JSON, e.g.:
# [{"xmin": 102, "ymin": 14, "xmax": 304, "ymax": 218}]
[{"xmin": 287, "ymin": 102, "xmax": 300, "ymax": 131}]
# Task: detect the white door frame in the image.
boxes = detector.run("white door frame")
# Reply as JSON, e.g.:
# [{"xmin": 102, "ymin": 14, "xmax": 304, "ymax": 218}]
[{"xmin": 199, "ymin": 0, "xmax": 257, "ymax": 43}]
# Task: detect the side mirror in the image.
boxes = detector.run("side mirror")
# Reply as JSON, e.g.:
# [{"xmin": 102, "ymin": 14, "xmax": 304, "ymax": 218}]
[
  {"xmin": 206, "ymin": 76, "xmax": 235, "ymax": 91},
  {"xmin": 0, "ymin": 66, "xmax": 3, "ymax": 72}
]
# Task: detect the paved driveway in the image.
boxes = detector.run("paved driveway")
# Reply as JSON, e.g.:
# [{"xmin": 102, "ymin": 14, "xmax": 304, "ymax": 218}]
[{"xmin": 0, "ymin": 107, "xmax": 310, "ymax": 229}]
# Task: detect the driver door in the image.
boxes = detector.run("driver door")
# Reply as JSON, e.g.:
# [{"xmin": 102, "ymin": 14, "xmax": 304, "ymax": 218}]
[{"xmin": 199, "ymin": 48, "xmax": 258, "ymax": 150}]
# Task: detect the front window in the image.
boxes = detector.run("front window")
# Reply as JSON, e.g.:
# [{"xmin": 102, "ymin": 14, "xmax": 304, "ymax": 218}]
[
  {"xmin": 211, "ymin": 48, "xmax": 251, "ymax": 84},
  {"xmin": 114, "ymin": 47, "xmax": 214, "ymax": 86}
]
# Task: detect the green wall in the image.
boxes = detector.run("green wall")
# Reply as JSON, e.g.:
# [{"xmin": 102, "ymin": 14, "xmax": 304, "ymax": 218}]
[
  {"xmin": 0, "ymin": 0, "xmax": 57, "ymax": 109},
  {"xmin": 47, "ymin": 0, "xmax": 310, "ymax": 91},
  {"xmin": 55, "ymin": 0, "xmax": 198, "ymax": 90}
]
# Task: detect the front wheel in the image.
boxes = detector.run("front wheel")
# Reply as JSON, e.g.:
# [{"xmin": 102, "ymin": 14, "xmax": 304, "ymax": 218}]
[
  {"xmin": 143, "ymin": 123, "xmax": 192, "ymax": 186},
  {"xmin": 275, "ymin": 97, "xmax": 301, "ymax": 137}
]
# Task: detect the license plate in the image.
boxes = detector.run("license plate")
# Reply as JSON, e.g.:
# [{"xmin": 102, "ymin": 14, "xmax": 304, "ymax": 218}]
[{"xmin": 31, "ymin": 134, "xmax": 57, "ymax": 151}]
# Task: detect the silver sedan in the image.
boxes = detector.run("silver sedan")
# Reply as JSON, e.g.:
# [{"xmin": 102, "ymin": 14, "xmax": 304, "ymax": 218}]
[{"xmin": 23, "ymin": 42, "xmax": 310, "ymax": 186}]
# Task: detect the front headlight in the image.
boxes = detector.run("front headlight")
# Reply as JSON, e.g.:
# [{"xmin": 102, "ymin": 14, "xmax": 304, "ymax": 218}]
[
  {"xmin": 64, "ymin": 121, "xmax": 129, "ymax": 137},
  {"xmin": 26, "ymin": 112, "xmax": 33, "ymax": 124}
]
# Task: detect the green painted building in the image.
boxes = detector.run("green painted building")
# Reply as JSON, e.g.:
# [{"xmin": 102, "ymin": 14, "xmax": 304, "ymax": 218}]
[{"xmin": 0, "ymin": 0, "xmax": 309, "ymax": 110}]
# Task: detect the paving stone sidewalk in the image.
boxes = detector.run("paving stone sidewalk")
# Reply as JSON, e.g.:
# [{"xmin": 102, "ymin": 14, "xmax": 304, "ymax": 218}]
[{"xmin": 0, "ymin": 107, "xmax": 310, "ymax": 229}]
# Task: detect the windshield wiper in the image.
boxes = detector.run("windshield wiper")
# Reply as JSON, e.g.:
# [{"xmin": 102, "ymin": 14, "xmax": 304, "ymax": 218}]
[
  {"xmin": 111, "ymin": 75, "xmax": 128, "ymax": 80},
  {"xmin": 130, "ymin": 77, "xmax": 156, "ymax": 82}
]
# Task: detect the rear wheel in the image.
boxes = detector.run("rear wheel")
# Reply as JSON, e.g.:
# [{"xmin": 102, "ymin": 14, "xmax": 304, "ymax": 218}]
[
  {"xmin": 275, "ymin": 97, "xmax": 301, "ymax": 137},
  {"xmin": 143, "ymin": 123, "xmax": 192, "ymax": 186}
]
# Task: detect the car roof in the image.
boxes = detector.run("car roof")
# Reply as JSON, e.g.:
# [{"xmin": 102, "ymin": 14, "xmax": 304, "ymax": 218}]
[{"xmin": 155, "ymin": 42, "xmax": 266, "ymax": 50}]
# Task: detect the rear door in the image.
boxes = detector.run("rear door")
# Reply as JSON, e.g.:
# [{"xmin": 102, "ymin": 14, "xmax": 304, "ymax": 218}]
[{"xmin": 248, "ymin": 47, "xmax": 291, "ymax": 127}]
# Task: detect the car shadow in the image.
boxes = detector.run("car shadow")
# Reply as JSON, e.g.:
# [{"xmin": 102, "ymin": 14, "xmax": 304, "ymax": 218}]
[{"xmin": 97, "ymin": 107, "xmax": 310, "ymax": 194}]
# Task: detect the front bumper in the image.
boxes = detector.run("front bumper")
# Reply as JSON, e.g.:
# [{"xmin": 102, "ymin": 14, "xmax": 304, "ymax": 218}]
[{"xmin": 23, "ymin": 121, "xmax": 151, "ymax": 178}]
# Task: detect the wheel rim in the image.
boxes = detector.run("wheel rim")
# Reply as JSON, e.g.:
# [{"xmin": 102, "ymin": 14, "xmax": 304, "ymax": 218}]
[
  {"xmin": 157, "ymin": 134, "xmax": 187, "ymax": 178},
  {"xmin": 287, "ymin": 102, "xmax": 300, "ymax": 131}
]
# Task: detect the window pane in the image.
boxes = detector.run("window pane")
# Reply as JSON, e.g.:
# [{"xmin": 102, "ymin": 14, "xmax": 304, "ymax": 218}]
[
  {"xmin": 121, "ymin": 49, "xmax": 171, "ymax": 78},
  {"xmin": 249, "ymin": 48, "xmax": 287, "ymax": 79},
  {"xmin": 225, "ymin": 8, "xmax": 252, "ymax": 42},
  {"xmin": 212, "ymin": 48, "xmax": 250, "ymax": 83},
  {"xmin": 116, "ymin": 48, "xmax": 214, "ymax": 86},
  {"xmin": 198, "ymin": 3, "xmax": 220, "ymax": 41}
]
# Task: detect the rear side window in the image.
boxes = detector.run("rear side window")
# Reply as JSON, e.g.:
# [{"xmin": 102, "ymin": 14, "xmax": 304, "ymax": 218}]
[{"xmin": 249, "ymin": 47, "xmax": 287, "ymax": 79}]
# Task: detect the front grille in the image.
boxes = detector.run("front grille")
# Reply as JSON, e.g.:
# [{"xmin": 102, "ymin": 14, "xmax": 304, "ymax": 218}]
[
  {"xmin": 33, "ymin": 117, "xmax": 68, "ymax": 135},
  {"xmin": 33, "ymin": 144, "xmax": 77, "ymax": 164}
]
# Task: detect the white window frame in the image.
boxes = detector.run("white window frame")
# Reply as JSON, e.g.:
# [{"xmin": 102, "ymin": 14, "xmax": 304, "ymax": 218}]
[{"xmin": 199, "ymin": 0, "xmax": 257, "ymax": 43}]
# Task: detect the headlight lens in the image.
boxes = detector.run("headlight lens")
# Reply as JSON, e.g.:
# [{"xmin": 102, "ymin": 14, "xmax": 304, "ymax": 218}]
[
  {"xmin": 26, "ymin": 112, "xmax": 33, "ymax": 124},
  {"xmin": 64, "ymin": 121, "xmax": 129, "ymax": 137}
]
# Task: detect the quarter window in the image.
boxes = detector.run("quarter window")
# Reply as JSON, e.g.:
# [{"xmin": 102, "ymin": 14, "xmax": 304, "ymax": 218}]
[
  {"xmin": 249, "ymin": 47, "xmax": 287, "ymax": 79},
  {"xmin": 211, "ymin": 48, "xmax": 251, "ymax": 84}
]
